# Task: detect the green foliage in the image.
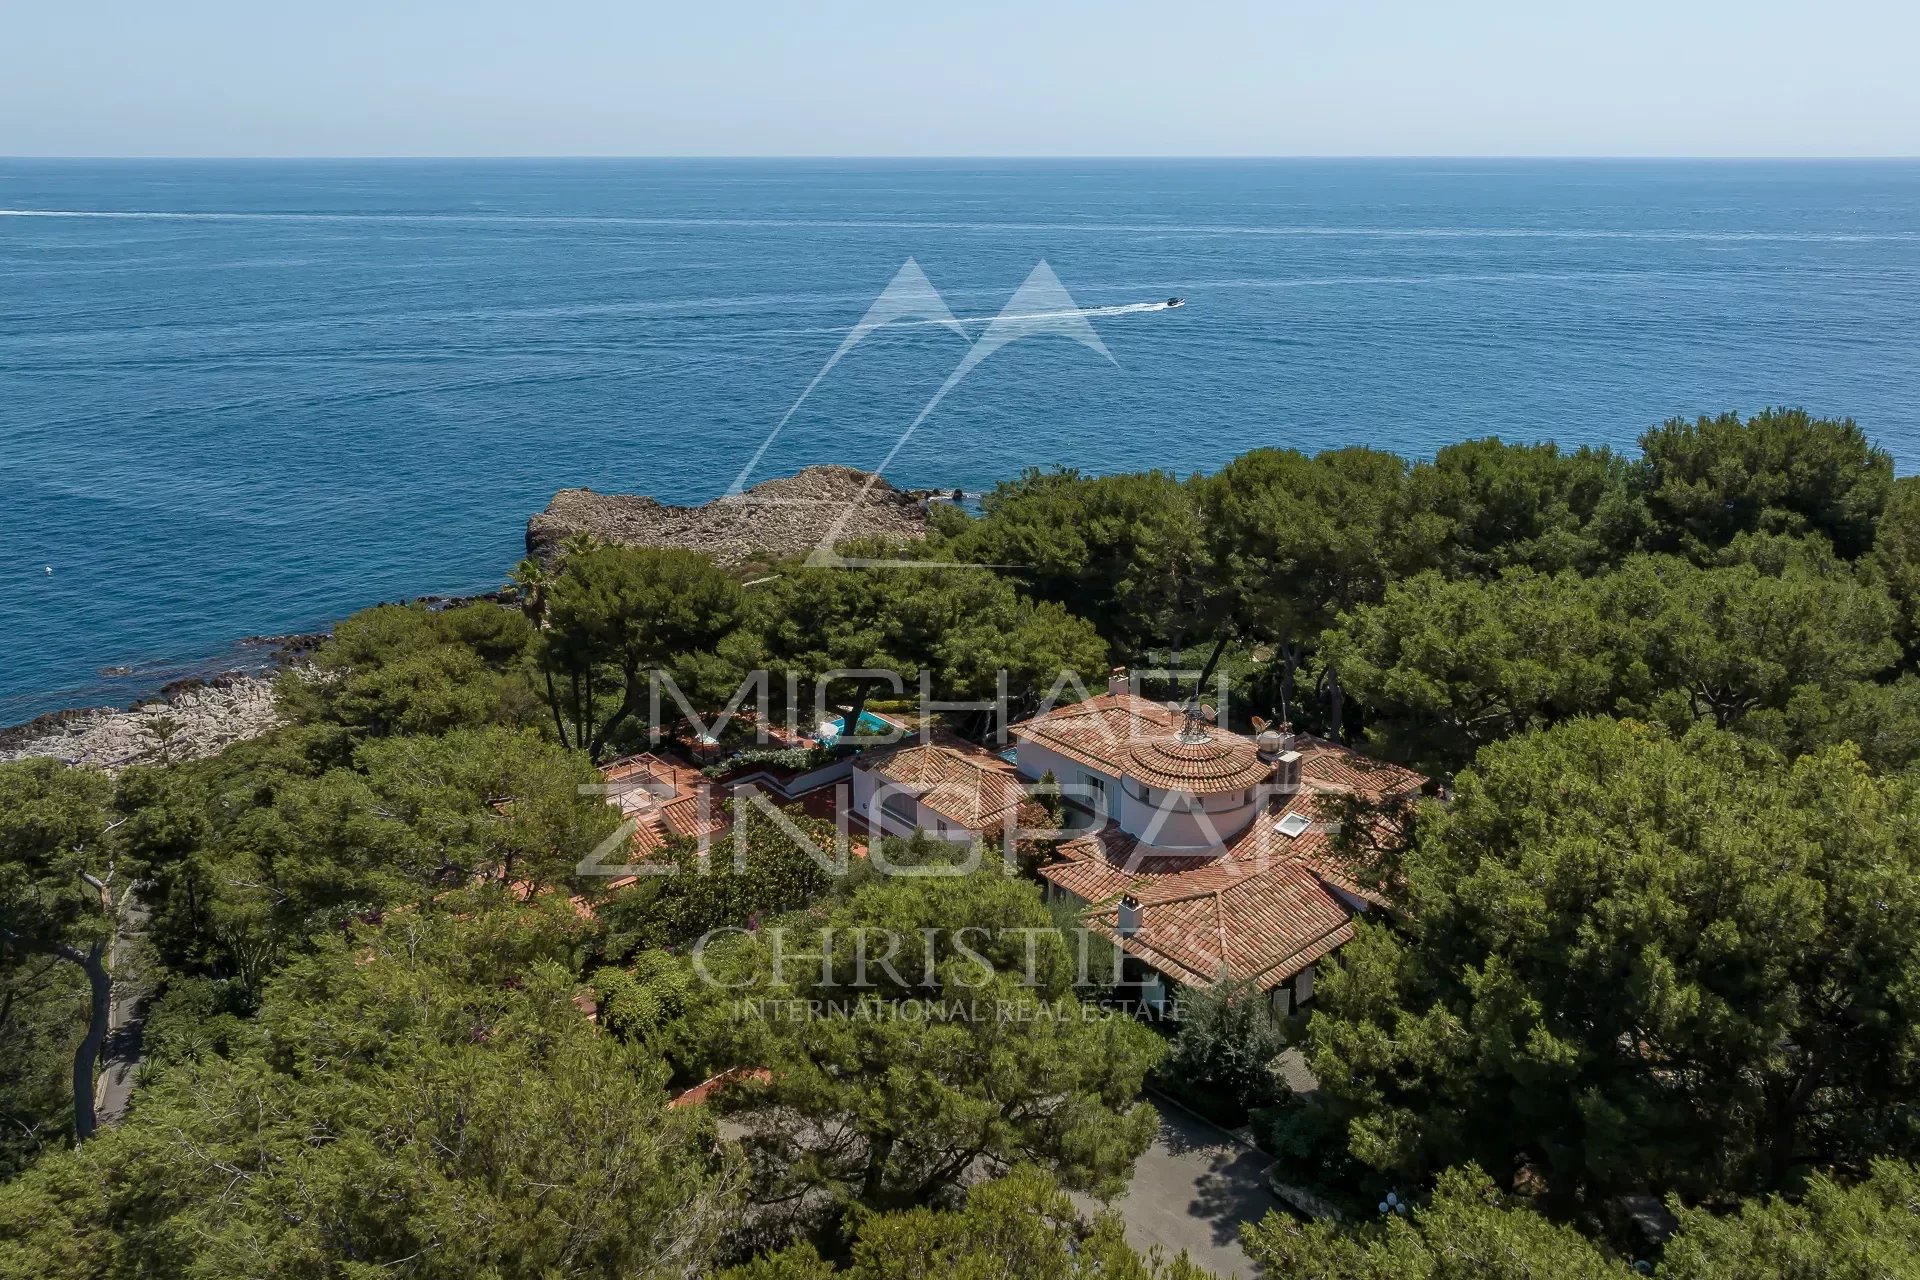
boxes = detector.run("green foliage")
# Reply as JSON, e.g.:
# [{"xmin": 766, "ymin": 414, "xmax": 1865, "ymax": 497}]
[
  {"xmin": 0, "ymin": 957, "xmax": 87, "ymax": 1176},
  {"xmin": 944, "ymin": 468, "xmax": 1222, "ymax": 661},
  {"xmin": 1659, "ymin": 1159, "xmax": 1920, "ymax": 1280},
  {"xmin": 1162, "ymin": 977, "xmax": 1287, "ymax": 1124},
  {"xmin": 596, "ymin": 798, "xmax": 838, "ymax": 957},
  {"xmin": 1870, "ymin": 475, "xmax": 1920, "ymax": 660},
  {"xmin": 0, "ymin": 760, "xmax": 117, "ymax": 958},
  {"xmin": 751, "ymin": 559, "xmax": 1108, "ymax": 733},
  {"xmin": 593, "ymin": 949, "xmax": 694, "ymax": 1044},
  {"xmin": 352, "ymin": 725, "xmax": 619, "ymax": 894},
  {"xmin": 432, "ymin": 598, "xmax": 536, "ymax": 663},
  {"xmin": 1202, "ymin": 446, "xmax": 1434, "ymax": 647},
  {"xmin": 0, "ymin": 760, "xmax": 124, "ymax": 1149},
  {"xmin": 711, "ymin": 868, "xmax": 1164, "ymax": 1222},
  {"xmin": 720, "ymin": 1165, "xmax": 1216, "ymax": 1279},
  {"xmin": 125, "ymin": 725, "xmax": 614, "ymax": 997},
  {"xmin": 1639, "ymin": 408, "xmax": 1892, "ymax": 560},
  {"xmin": 1256, "ymin": 1090, "xmax": 1367, "ymax": 1196},
  {"xmin": 1406, "ymin": 437, "xmax": 1649, "ymax": 577},
  {"xmin": 139, "ymin": 975, "xmax": 254, "ymax": 1074},
  {"xmin": 1324, "ymin": 555, "xmax": 1903, "ymax": 770},
  {"xmin": 1782, "ymin": 672, "xmax": 1920, "ymax": 773},
  {"xmin": 705, "ymin": 743, "xmax": 840, "ymax": 777},
  {"xmin": 1241, "ymin": 1165, "xmax": 1632, "ymax": 1279},
  {"xmin": 279, "ymin": 601, "xmax": 539, "ymax": 737},
  {"xmin": 542, "ymin": 544, "xmax": 746, "ymax": 757},
  {"xmin": 1306, "ymin": 718, "xmax": 1920, "ymax": 1200},
  {"xmin": 912, "ymin": 410, "xmax": 1901, "ymax": 742},
  {"xmin": 0, "ymin": 903, "xmax": 743, "ymax": 1279},
  {"xmin": 1621, "ymin": 554, "xmax": 1898, "ymax": 730},
  {"xmin": 1239, "ymin": 1158, "xmax": 1920, "ymax": 1280},
  {"xmin": 1032, "ymin": 769, "xmax": 1066, "ymax": 829},
  {"xmin": 504, "ymin": 554, "xmax": 553, "ymax": 626},
  {"xmin": 1318, "ymin": 567, "xmax": 1626, "ymax": 765}
]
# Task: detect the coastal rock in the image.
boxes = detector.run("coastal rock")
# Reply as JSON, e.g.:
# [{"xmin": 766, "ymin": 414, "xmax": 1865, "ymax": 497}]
[
  {"xmin": 0, "ymin": 675, "xmax": 283, "ymax": 775},
  {"xmin": 526, "ymin": 465, "xmax": 938, "ymax": 568}
]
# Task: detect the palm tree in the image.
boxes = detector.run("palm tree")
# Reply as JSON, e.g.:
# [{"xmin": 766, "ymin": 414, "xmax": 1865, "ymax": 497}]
[
  {"xmin": 506, "ymin": 556, "xmax": 573, "ymax": 749},
  {"xmin": 560, "ymin": 531, "xmax": 599, "ymax": 559},
  {"xmin": 505, "ymin": 556, "xmax": 552, "ymax": 628}
]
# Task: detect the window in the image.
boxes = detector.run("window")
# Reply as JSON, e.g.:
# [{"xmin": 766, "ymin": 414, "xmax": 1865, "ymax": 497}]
[
  {"xmin": 881, "ymin": 790, "xmax": 918, "ymax": 828},
  {"xmin": 1084, "ymin": 773, "xmax": 1110, "ymax": 820},
  {"xmin": 1275, "ymin": 812, "xmax": 1311, "ymax": 839}
]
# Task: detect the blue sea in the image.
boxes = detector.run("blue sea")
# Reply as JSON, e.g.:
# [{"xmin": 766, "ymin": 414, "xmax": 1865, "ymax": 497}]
[{"xmin": 3, "ymin": 159, "xmax": 1919, "ymax": 723}]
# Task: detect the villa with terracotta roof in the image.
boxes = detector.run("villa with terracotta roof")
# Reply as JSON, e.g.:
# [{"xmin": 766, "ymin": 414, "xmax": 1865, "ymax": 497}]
[
  {"xmin": 1015, "ymin": 669, "xmax": 1424, "ymax": 1015},
  {"xmin": 851, "ymin": 731, "xmax": 1048, "ymax": 841},
  {"xmin": 591, "ymin": 680, "xmax": 1422, "ymax": 1018}
]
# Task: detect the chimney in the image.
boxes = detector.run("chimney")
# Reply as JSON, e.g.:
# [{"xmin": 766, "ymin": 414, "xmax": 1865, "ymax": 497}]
[
  {"xmin": 1107, "ymin": 667, "xmax": 1130, "ymax": 699},
  {"xmin": 1117, "ymin": 895, "xmax": 1142, "ymax": 937}
]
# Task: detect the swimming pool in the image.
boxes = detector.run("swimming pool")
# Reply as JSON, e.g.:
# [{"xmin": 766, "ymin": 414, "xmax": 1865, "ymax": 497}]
[{"xmin": 818, "ymin": 710, "xmax": 896, "ymax": 741}]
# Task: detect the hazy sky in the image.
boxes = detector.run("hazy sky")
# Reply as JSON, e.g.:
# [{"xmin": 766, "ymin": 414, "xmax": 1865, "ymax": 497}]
[{"xmin": 4, "ymin": 0, "xmax": 1916, "ymax": 157}]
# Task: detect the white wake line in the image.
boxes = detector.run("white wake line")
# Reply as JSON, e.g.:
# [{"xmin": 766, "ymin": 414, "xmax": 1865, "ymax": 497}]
[
  {"xmin": 1, "ymin": 209, "xmax": 1913, "ymax": 243},
  {"xmin": 951, "ymin": 301, "xmax": 1173, "ymax": 325}
]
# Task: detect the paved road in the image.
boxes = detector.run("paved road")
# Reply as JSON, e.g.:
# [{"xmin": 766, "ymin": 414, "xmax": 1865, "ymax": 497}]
[
  {"xmin": 1075, "ymin": 1096, "xmax": 1279, "ymax": 1278},
  {"xmin": 93, "ymin": 892, "xmax": 149, "ymax": 1125}
]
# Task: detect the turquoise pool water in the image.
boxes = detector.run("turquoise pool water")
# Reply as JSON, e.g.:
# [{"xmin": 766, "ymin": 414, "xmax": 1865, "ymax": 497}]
[{"xmin": 821, "ymin": 710, "xmax": 895, "ymax": 741}]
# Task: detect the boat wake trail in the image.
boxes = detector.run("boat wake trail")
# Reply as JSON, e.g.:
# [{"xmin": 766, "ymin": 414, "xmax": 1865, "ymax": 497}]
[{"xmin": 952, "ymin": 300, "xmax": 1179, "ymax": 326}]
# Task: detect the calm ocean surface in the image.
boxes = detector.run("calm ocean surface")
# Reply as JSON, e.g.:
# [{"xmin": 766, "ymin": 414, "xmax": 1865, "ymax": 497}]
[{"xmin": 2, "ymin": 158, "xmax": 1918, "ymax": 722}]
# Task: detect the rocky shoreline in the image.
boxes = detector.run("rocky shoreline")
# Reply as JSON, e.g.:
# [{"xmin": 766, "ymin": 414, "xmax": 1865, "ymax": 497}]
[
  {"xmin": 8, "ymin": 468, "xmax": 957, "ymax": 773},
  {"xmin": 0, "ymin": 674, "xmax": 284, "ymax": 775},
  {"xmin": 527, "ymin": 465, "xmax": 951, "ymax": 568}
]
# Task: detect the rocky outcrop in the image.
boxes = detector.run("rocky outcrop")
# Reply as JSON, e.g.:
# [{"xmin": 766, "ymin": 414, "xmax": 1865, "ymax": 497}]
[
  {"xmin": 0, "ymin": 675, "xmax": 282, "ymax": 775},
  {"xmin": 526, "ymin": 466, "xmax": 944, "ymax": 568}
]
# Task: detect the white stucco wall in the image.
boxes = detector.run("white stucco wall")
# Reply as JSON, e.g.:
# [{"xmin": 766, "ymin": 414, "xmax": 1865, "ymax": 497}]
[
  {"xmin": 852, "ymin": 763, "xmax": 975, "ymax": 842},
  {"xmin": 1013, "ymin": 740, "xmax": 1119, "ymax": 826},
  {"xmin": 1117, "ymin": 780, "xmax": 1262, "ymax": 850},
  {"xmin": 1015, "ymin": 739, "xmax": 1262, "ymax": 850}
]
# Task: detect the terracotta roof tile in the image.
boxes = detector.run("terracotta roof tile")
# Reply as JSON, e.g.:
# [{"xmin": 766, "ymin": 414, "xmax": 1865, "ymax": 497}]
[
  {"xmin": 1014, "ymin": 693, "xmax": 1185, "ymax": 778},
  {"xmin": 660, "ymin": 788, "xmax": 727, "ymax": 839},
  {"xmin": 601, "ymin": 752, "xmax": 733, "ymax": 865},
  {"xmin": 668, "ymin": 1066, "xmax": 772, "ymax": 1109},
  {"xmin": 866, "ymin": 736, "xmax": 1031, "ymax": 832},
  {"xmin": 1126, "ymin": 736, "xmax": 1273, "ymax": 794},
  {"xmin": 1035, "ymin": 736, "xmax": 1420, "ymax": 992},
  {"xmin": 1295, "ymin": 735, "xmax": 1426, "ymax": 799},
  {"xmin": 1017, "ymin": 692, "xmax": 1282, "ymax": 793}
]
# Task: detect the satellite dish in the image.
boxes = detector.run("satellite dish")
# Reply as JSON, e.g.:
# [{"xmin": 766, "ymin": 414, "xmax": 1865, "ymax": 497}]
[{"xmin": 1200, "ymin": 704, "xmax": 1218, "ymax": 724}]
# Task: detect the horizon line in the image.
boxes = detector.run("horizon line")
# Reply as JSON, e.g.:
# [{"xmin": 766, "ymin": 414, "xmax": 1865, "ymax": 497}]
[{"xmin": 4, "ymin": 153, "xmax": 1919, "ymax": 163}]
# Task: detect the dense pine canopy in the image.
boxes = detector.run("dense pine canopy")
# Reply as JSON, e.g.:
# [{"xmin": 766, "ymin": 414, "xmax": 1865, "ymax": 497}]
[{"xmin": 6, "ymin": 408, "xmax": 1920, "ymax": 1275}]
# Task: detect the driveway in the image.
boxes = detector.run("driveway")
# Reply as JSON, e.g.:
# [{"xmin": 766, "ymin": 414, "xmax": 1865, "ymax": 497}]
[
  {"xmin": 1074, "ymin": 1095, "xmax": 1279, "ymax": 1278},
  {"xmin": 94, "ymin": 891, "xmax": 150, "ymax": 1125}
]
